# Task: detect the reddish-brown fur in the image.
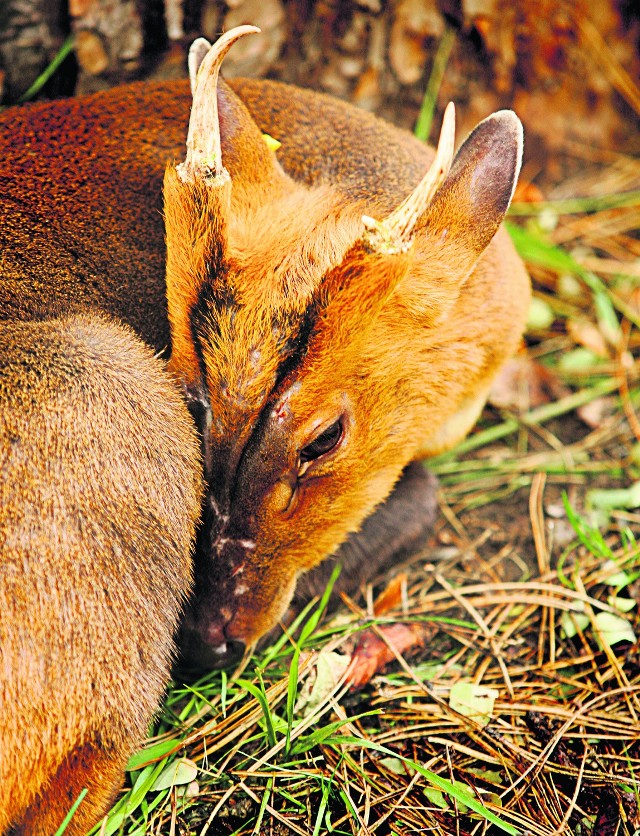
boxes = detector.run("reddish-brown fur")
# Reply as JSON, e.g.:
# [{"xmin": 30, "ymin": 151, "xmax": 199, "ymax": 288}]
[
  {"xmin": 0, "ymin": 45, "xmax": 529, "ymax": 831},
  {"xmin": 1, "ymin": 89, "xmax": 203, "ymax": 833}
]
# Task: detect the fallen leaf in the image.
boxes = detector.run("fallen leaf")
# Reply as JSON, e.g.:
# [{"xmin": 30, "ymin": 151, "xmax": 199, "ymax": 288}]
[
  {"xmin": 379, "ymin": 755, "xmax": 413, "ymax": 775},
  {"xmin": 598, "ymin": 560, "xmax": 633, "ymax": 589},
  {"xmin": 607, "ymin": 595, "xmax": 636, "ymax": 613},
  {"xmin": 527, "ymin": 296, "xmax": 555, "ymax": 331},
  {"xmin": 150, "ymin": 758, "xmax": 198, "ymax": 792},
  {"xmin": 577, "ymin": 396, "xmax": 616, "ymax": 429},
  {"xmin": 346, "ymin": 622, "xmax": 435, "ymax": 689},
  {"xmin": 587, "ymin": 483, "xmax": 640, "ymax": 512},
  {"xmin": 558, "ymin": 347, "xmax": 605, "ymax": 373},
  {"xmin": 423, "ymin": 786, "xmax": 449, "ymax": 809},
  {"xmin": 449, "ymin": 683, "xmax": 499, "ymax": 727},
  {"xmin": 295, "ymin": 649, "xmax": 350, "ymax": 716},
  {"xmin": 373, "ymin": 572, "xmax": 407, "ymax": 616},
  {"xmin": 567, "ymin": 318, "xmax": 610, "ymax": 357},
  {"xmin": 594, "ymin": 611, "xmax": 636, "ymax": 647},
  {"xmin": 561, "ymin": 609, "xmax": 589, "ymax": 639}
]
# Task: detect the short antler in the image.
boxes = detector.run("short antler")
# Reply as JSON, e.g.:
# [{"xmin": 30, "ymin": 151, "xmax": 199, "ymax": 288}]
[
  {"xmin": 178, "ymin": 26, "xmax": 260, "ymax": 185},
  {"xmin": 363, "ymin": 102, "xmax": 456, "ymax": 254},
  {"xmin": 188, "ymin": 37, "xmax": 212, "ymax": 96}
]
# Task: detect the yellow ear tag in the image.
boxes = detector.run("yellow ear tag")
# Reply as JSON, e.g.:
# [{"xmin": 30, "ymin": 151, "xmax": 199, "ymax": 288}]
[{"xmin": 262, "ymin": 133, "xmax": 282, "ymax": 152}]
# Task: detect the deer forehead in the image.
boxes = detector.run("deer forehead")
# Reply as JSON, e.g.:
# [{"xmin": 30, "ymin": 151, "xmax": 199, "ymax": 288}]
[
  {"xmin": 226, "ymin": 183, "xmax": 365, "ymax": 304},
  {"xmin": 194, "ymin": 195, "xmax": 366, "ymax": 408}
]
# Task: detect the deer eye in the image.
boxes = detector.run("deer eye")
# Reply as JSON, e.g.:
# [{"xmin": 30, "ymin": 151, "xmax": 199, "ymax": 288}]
[{"xmin": 300, "ymin": 419, "xmax": 343, "ymax": 464}]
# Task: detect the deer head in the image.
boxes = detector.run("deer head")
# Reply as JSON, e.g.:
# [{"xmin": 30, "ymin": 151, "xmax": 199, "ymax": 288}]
[{"xmin": 164, "ymin": 28, "xmax": 524, "ymax": 668}]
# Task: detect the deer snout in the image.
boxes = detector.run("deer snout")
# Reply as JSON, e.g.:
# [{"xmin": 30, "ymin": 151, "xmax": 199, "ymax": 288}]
[
  {"xmin": 177, "ymin": 591, "xmax": 247, "ymax": 671},
  {"xmin": 177, "ymin": 521, "xmax": 255, "ymax": 671},
  {"xmin": 178, "ymin": 618, "xmax": 246, "ymax": 671}
]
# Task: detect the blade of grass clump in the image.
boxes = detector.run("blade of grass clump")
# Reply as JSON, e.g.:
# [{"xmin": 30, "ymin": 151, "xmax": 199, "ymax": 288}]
[
  {"xmin": 507, "ymin": 221, "xmax": 593, "ymax": 275},
  {"xmin": 18, "ymin": 34, "xmax": 75, "ymax": 103},
  {"xmin": 290, "ymin": 711, "xmax": 380, "ymax": 756},
  {"xmin": 312, "ymin": 777, "xmax": 333, "ymax": 836},
  {"xmin": 257, "ymin": 599, "xmax": 319, "ymax": 670},
  {"xmin": 258, "ymin": 564, "xmax": 341, "ymax": 671},
  {"xmin": 414, "ymin": 25, "xmax": 455, "ymax": 142},
  {"xmin": 337, "ymin": 787, "xmax": 361, "ymax": 830},
  {"xmin": 588, "ymin": 483, "xmax": 640, "ymax": 513},
  {"xmin": 54, "ymin": 789, "xmax": 88, "ymax": 836},
  {"xmin": 238, "ymin": 675, "xmax": 277, "ymax": 748},
  {"xmin": 285, "ymin": 646, "xmax": 300, "ymax": 755},
  {"xmin": 506, "ymin": 222, "xmax": 640, "ymax": 330},
  {"xmin": 221, "ymin": 668, "xmax": 228, "ymax": 715},
  {"xmin": 89, "ymin": 760, "xmax": 168, "ymax": 835},
  {"xmin": 322, "ymin": 738, "xmax": 521, "ymax": 835},
  {"xmin": 253, "ymin": 776, "xmax": 273, "ymax": 835},
  {"xmin": 126, "ymin": 737, "xmax": 181, "ymax": 771},
  {"xmin": 299, "ymin": 562, "xmax": 342, "ymax": 645}
]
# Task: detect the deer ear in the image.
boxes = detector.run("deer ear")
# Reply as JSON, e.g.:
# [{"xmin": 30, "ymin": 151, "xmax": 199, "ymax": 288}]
[
  {"xmin": 417, "ymin": 110, "xmax": 523, "ymax": 276},
  {"xmin": 216, "ymin": 79, "xmax": 288, "ymax": 200},
  {"xmin": 391, "ymin": 110, "xmax": 523, "ymax": 324}
]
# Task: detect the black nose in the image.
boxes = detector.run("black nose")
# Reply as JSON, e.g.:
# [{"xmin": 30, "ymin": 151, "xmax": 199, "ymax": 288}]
[{"xmin": 176, "ymin": 630, "xmax": 246, "ymax": 676}]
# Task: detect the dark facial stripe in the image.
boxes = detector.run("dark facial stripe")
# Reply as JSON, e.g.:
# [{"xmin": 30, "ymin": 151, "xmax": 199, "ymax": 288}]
[
  {"xmin": 190, "ymin": 262, "xmax": 322, "ymax": 407},
  {"xmin": 271, "ymin": 298, "xmax": 321, "ymax": 391}
]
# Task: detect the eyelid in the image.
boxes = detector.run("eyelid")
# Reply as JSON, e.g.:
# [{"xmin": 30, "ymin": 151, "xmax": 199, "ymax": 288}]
[{"xmin": 299, "ymin": 418, "xmax": 343, "ymax": 465}]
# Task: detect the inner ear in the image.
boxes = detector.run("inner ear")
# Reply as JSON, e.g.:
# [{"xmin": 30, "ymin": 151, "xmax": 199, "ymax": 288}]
[{"xmin": 418, "ymin": 110, "xmax": 523, "ymax": 271}]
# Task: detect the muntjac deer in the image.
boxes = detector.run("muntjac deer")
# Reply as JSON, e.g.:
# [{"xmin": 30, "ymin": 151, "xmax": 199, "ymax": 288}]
[{"xmin": 0, "ymin": 26, "xmax": 530, "ymax": 833}]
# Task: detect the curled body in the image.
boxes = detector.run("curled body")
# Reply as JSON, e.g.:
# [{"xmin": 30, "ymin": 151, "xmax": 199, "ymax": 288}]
[{"xmin": 0, "ymin": 27, "xmax": 529, "ymax": 832}]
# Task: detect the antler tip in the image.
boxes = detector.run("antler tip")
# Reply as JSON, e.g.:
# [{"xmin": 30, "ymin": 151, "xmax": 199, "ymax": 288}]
[{"xmin": 182, "ymin": 25, "xmax": 262, "ymax": 182}]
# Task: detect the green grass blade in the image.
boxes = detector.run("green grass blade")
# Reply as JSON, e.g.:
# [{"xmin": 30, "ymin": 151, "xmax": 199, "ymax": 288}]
[
  {"xmin": 253, "ymin": 776, "xmax": 273, "ymax": 834},
  {"xmin": 312, "ymin": 778, "xmax": 333, "ymax": 836},
  {"xmin": 506, "ymin": 222, "xmax": 640, "ymax": 329},
  {"xmin": 506, "ymin": 222, "xmax": 583, "ymax": 274},
  {"xmin": 220, "ymin": 668, "xmax": 228, "ymax": 716},
  {"xmin": 562, "ymin": 493, "xmax": 614, "ymax": 559},
  {"xmin": 299, "ymin": 563, "xmax": 342, "ymax": 644},
  {"xmin": 126, "ymin": 738, "xmax": 178, "ymax": 771},
  {"xmin": 414, "ymin": 26, "xmax": 456, "ymax": 142},
  {"xmin": 88, "ymin": 761, "xmax": 167, "ymax": 835},
  {"xmin": 238, "ymin": 676, "xmax": 277, "ymax": 748},
  {"xmin": 509, "ymin": 191, "xmax": 640, "ymax": 216},
  {"xmin": 285, "ymin": 646, "xmax": 301, "ymax": 754},
  {"xmin": 291, "ymin": 711, "xmax": 380, "ymax": 756},
  {"xmin": 54, "ymin": 789, "xmax": 88, "ymax": 836},
  {"xmin": 18, "ymin": 34, "xmax": 75, "ymax": 103}
]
